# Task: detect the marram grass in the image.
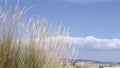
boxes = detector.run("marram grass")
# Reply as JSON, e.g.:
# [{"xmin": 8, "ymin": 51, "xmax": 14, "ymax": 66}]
[{"xmin": 0, "ymin": 0, "xmax": 76, "ymax": 68}]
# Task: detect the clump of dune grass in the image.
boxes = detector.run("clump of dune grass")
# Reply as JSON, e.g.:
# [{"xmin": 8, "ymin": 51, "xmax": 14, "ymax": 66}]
[{"xmin": 0, "ymin": 0, "xmax": 76, "ymax": 68}]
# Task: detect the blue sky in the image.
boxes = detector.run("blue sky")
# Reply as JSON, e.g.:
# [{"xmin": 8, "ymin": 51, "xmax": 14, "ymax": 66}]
[
  {"xmin": 1, "ymin": 0, "xmax": 120, "ymax": 62},
  {"xmin": 15, "ymin": 0, "xmax": 120, "ymax": 39}
]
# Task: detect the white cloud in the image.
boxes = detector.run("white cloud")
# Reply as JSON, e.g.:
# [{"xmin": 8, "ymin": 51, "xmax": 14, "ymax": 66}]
[
  {"xmin": 58, "ymin": 36, "xmax": 120, "ymax": 50},
  {"xmin": 20, "ymin": 36, "xmax": 120, "ymax": 50},
  {"xmin": 65, "ymin": 0, "xmax": 112, "ymax": 4}
]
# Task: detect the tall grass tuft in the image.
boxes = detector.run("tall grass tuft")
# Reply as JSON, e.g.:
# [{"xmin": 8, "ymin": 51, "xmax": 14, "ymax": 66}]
[{"xmin": 0, "ymin": 0, "xmax": 75, "ymax": 68}]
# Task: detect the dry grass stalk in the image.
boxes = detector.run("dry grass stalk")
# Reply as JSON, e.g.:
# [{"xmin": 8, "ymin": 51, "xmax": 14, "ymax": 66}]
[{"xmin": 0, "ymin": 0, "xmax": 77, "ymax": 68}]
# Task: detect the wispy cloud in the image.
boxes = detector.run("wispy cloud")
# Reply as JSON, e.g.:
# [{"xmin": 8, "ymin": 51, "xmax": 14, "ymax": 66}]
[
  {"xmin": 65, "ymin": 0, "xmax": 112, "ymax": 4},
  {"xmin": 58, "ymin": 36, "xmax": 120, "ymax": 50},
  {"xmin": 22, "ymin": 36, "xmax": 120, "ymax": 50}
]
